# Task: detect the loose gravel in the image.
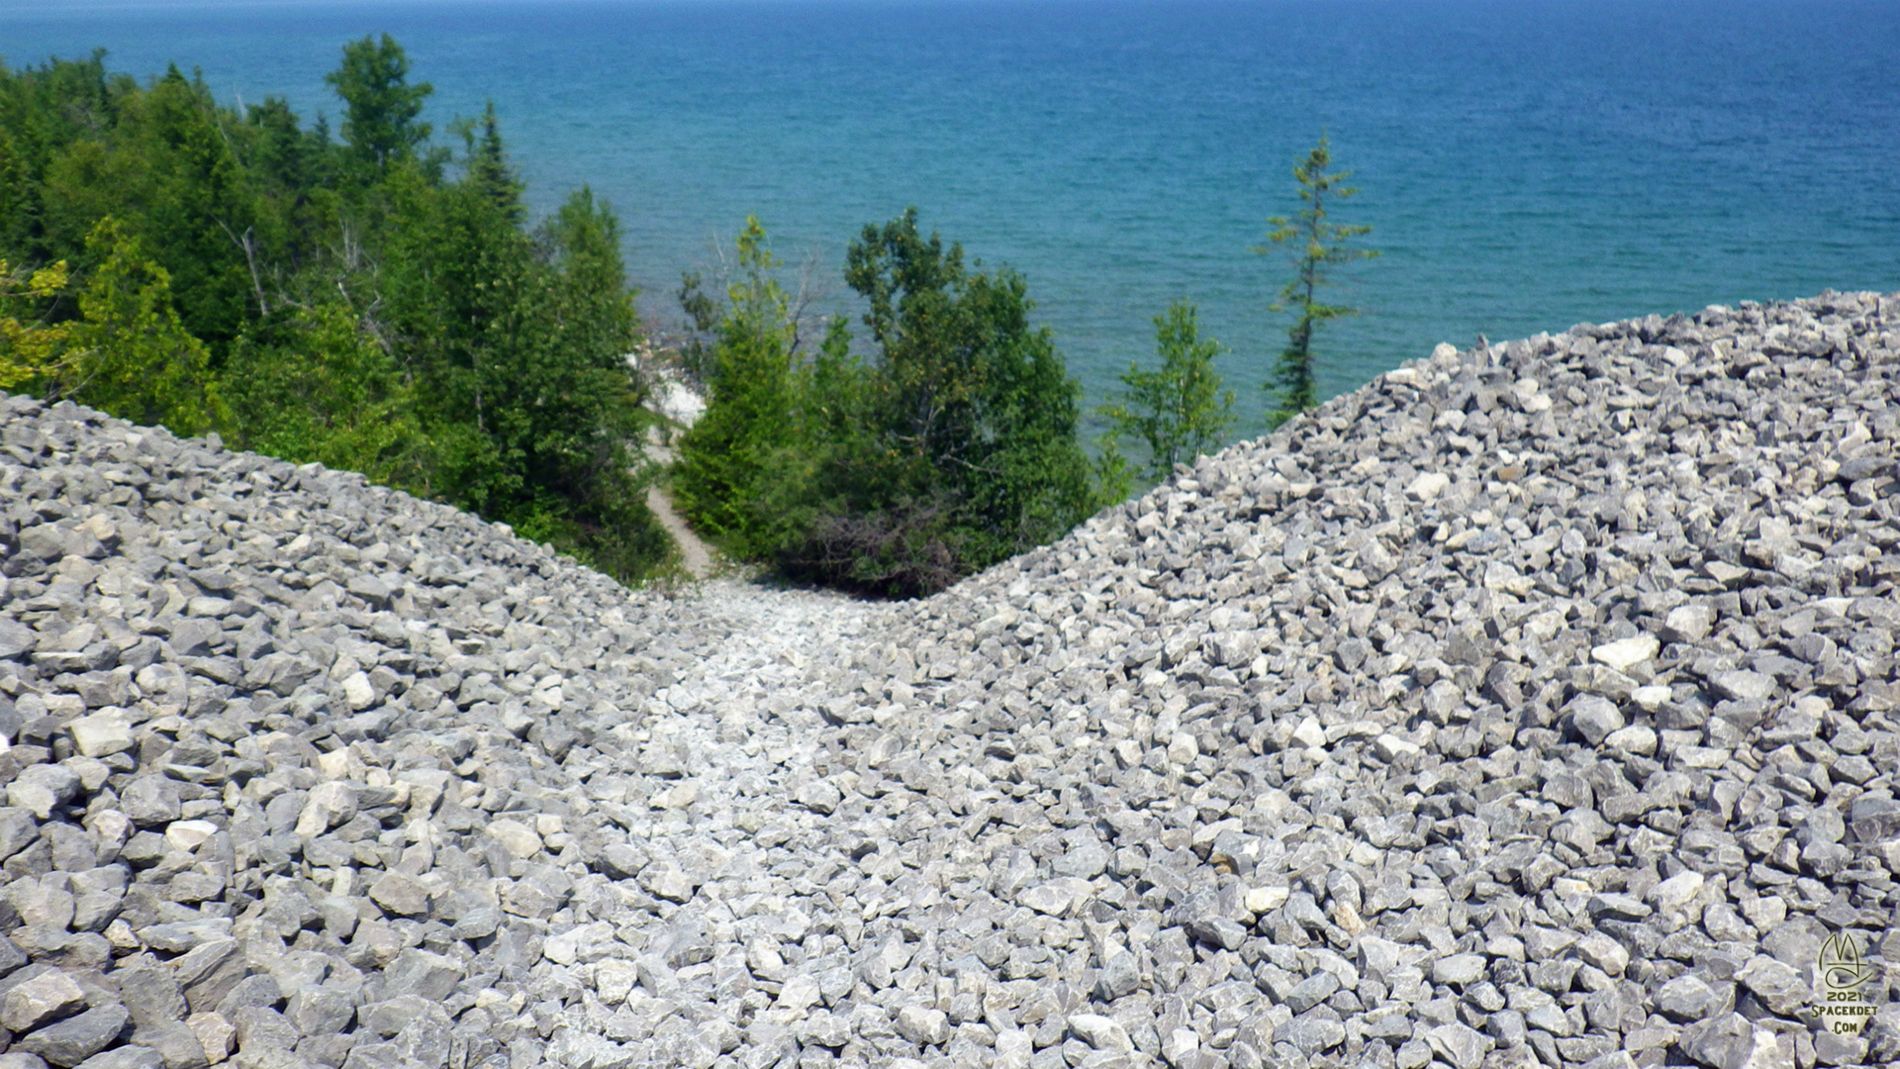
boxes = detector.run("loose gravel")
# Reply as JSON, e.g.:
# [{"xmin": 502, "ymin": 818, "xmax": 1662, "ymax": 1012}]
[{"xmin": 2, "ymin": 291, "xmax": 1898, "ymax": 1069}]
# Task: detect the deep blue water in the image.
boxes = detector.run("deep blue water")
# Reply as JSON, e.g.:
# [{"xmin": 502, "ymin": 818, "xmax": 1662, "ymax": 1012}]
[{"xmin": 6, "ymin": 0, "xmax": 1899, "ymax": 422}]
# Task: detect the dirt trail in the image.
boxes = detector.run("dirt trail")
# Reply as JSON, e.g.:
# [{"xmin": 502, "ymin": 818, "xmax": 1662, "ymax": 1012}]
[{"xmin": 646, "ymin": 482, "xmax": 716, "ymax": 579}]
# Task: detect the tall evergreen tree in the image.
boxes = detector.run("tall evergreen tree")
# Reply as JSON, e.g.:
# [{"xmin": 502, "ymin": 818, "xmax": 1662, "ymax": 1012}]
[
  {"xmin": 464, "ymin": 101, "xmax": 523, "ymax": 224},
  {"xmin": 675, "ymin": 217, "xmax": 799, "ymax": 555},
  {"xmin": 1258, "ymin": 134, "xmax": 1376, "ymax": 426}
]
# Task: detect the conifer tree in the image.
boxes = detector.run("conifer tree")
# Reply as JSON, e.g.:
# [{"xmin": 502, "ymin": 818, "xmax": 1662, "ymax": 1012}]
[
  {"xmin": 674, "ymin": 216, "xmax": 799, "ymax": 555},
  {"xmin": 464, "ymin": 101, "xmax": 523, "ymax": 224},
  {"xmin": 1259, "ymin": 135, "xmax": 1376, "ymax": 426}
]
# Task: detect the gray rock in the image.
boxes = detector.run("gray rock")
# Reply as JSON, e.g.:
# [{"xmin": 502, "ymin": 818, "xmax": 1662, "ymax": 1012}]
[
  {"xmin": 18, "ymin": 1003, "xmax": 130, "ymax": 1066},
  {"xmin": 1676, "ymin": 1013, "xmax": 1769, "ymax": 1069},
  {"xmin": 367, "ymin": 872, "xmax": 431, "ymax": 917},
  {"xmin": 1565, "ymin": 695, "xmax": 1625, "ymax": 746},
  {"xmin": 383, "ymin": 950, "xmax": 461, "ymax": 1002},
  {"xmin": 117, "ymin": 969, "xmax": 188, "ymax": 1032},
  {"xmin": 1093, "ymin": 952, "xmax": 1140, "ymax": 1002},
  {"xmin": 3, "ymin": 294, "xmax": 1899, "ymax": 1069},
  {"xmin": 8, "ymin": 765, "xmax": 81, "ymax": 819},
  {"xmin": 1709, "ymin": 670, "xmax": 1774, "ymax": 702},
  {"xmin": 894, "ymin": 1006, "xmax": 950, "ymax": 1047},
  {"xmin": 1426, "ymin": 1022, "xmax": 1487, "ymax": 1069},
  {"xmin": 1431, "ymin": 954, "xmax": 1486, "ymax": 986},
  {"xmin": 1655, "ymin": 974, "xmax": 1727, "ymax": 1020},
  {"xmin": 74, "ymin": 1049, "xmax": 164, "ymax": 1069},
  {"xmin": 1281, "ymin": 1013, "xmax": 1346, "ymax": 1054},
  {"xmin": 2, "ymin": 969, "xmax": 88, "ymax": 1032},
  {"xmin": 1067, "ymin": 1014, "xmax": 1134, "ymax": 1053}
]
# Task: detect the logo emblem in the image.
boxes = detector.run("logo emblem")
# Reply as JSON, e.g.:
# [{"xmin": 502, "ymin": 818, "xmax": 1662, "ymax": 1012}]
[{"xmin": 1812, "ymin": 931, "xmax": 1877, "ymax": 1036}]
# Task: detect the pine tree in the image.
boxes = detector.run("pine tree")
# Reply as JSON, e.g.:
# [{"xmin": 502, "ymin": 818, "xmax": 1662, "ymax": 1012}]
[
  {"xmin": 674, "ymin": 216, "xmax": 800, "ymax": 555},
  {"xmin": 1259, "ymin": 135, "xmax": 1376, "ymax": 427},
  {"xmin": 465, "ymin": 101, "xmax": 523, "ymax": 224}
]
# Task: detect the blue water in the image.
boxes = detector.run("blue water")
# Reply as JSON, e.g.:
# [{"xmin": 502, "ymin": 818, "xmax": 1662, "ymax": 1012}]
[{"xmin": 6, "ymin": 0, "xmax": 1899, "ymax": 422}]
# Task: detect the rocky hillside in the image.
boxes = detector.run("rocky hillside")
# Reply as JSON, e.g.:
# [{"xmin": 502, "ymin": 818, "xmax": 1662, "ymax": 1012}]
[{"xmin": 2, "ymin": 292, "xmax": 1897, "ymax": 1069}]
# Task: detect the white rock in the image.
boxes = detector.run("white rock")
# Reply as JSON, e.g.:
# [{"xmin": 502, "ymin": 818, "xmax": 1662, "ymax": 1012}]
[
  {"xmin": 1649, "ymin": 871, "xmax": 1706, "ymax": 912},
  {"xmin": 1406, "ymin": 471, "xmax": 1451, "ymax": 501},
  {"xmin": 1604, "ymin": 724, "xmax": 1658, "ymax": 756},
  {"xmin": 1664, "ymin": 603, "xmax": 1716, "ymax": 642},
  {"xmin": 1631, "ymin": 685, "xmax": 1672, "ymax": 711},
  {"xmin": 894, "ymin": 1005, "xmax": 950, "ymax": 1046},
  {"xmin": 1591, "ymin": 634, "xmax": 1659, "ymax": 673},
  {"xmin": 295, "ymin": 782, "xmax": 358, "ymax": 836},
  {"xmin": 165, "ymin": 819, "xmax": 219, "ymax": 852},
  {"xmin": 69, "ymin": 712, "xmax": 133, "ymax": 757},
  {"xmin": 1292, "ymin": 716, "xmax": 1327, "ymax": 749},
  {"xmin": 1245, "ymin": 886, "xmax": 1290, "ymax": 913},
  {"xmin": 1167, "ymin": 731, "xmax": 1198, "ymax": 765},
  {"xmin": 775, "ymin": 974, "xmax": 822, "ymax": 1014},
  {"xmin": 1162, "ymin": 1028, "xmax": 1201, "ymax": 1067},
  {"xmin": 341, "ymin": 670, "xmax": 377, "ymax": 711},
  {"xmin": 1020, "ymin": 882, "xmax": 1074, "ymax": 917},
  {"xmin": 594, "ymin": 960, "xmax": 638, "ymax": 1004},
  {"xmin": 1373, "ymin": 733, "xmax": 1421, "ymax": 760},
  {"xmin": 487, "ymin": 819, "xmax": 543, "ymax": 859},
  {"xmin": 1068, "ymin": 1013, "xmax": 1134, "ymax": 1052},
  {"xmin": 1577, "ymin": 931, "xmax": 1630, "ymax": 976}
]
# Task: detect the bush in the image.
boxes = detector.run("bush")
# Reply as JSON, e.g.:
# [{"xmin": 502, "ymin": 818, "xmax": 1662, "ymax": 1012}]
[{"xmin": 677, "ymin": 209, "xmax": 1105, "ymax": 597}]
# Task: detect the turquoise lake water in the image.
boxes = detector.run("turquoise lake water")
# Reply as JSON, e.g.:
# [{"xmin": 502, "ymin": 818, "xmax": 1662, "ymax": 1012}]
[{"xmin": 6, "ymin": 0, "xmax": 1899, "ymax": 421}]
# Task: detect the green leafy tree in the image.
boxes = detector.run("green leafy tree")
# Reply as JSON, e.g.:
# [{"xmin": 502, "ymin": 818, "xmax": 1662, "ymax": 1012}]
[
  {"xmin": 1258, "ymin": 134, "xmax": 1376, "ymax": 426},
  {"xmin": 222, "ymin": 299, "xmax": 428, "ymax": 487},
  {"xmin": 0, "ymin": 258, "xmax": 77, "ymax": 391},
  {"xmin": 847, "ymin": 209, "xmax": 1095, "ymax": 548},
  {"xmin": 768, "ymin": 208, "xmax": 1097, "ymax": 594},
  {"xmin": 326, "ymin": 34, "xmax": 433, "ymax": 176},
  {"xmin": 1101, "ymin": 300, "xmax": 1235, "ymax": 484},
  {"xmin": 62, "ymin": 217, "xmax": 226, "ymax": 436}
]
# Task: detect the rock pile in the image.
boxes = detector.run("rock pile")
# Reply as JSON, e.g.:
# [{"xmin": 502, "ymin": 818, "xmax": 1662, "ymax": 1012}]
[{"xmin": 2, "ymin": 291, "xmax": 1898, "ymax": 1069}]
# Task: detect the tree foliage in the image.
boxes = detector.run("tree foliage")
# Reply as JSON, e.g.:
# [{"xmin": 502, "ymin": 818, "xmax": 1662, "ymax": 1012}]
[
  {"xmin": 1258, "ymin": 134, "xmax": 1376, "ymax": 427},
  {"xmin": 0, "ymin": 258, "xmax": 76, "ymax": 391},
  {"xmin": 673, "ymin": 217, "xmax": 801, "ymax": 556},
  {"xmin": 326, "ymin": 33, "xmax": 433, "ymax": 177},
  {"xmin": 1100, "ymin": 300, "xmax": 1235, "ymax": 484},
  {"xmin": 63, "ymin": 217, "xmax": 226, "ymax": 436},
  {"xmin": 0, "ymin": 41, "xmax": 671, "ymax": 584},
  {"xmin": 677, "ymin": 210, "xmax": 1103, "ymax": 597}
]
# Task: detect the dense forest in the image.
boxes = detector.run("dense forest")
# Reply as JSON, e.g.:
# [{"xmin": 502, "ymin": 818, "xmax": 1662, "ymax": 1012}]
[
  {"xmin": 0, "ymin": 40, "xmax": 1370, "ymax": 595},
  {"xmin": 0, "ymin": 39, "xmax": 669, "ymax": 581}
]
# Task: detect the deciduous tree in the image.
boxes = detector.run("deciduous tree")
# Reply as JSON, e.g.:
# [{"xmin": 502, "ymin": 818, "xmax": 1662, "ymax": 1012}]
[
  {"xmin": 1101, "ymin": 300, "xmax": 1235, "ymax": 483},
  {"xmin": 326, "ymin": 34, "xmax": 433, "ymax": 176}
]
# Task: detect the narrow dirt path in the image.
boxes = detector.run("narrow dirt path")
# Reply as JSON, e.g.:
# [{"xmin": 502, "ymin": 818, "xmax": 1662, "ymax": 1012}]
[{"xmin": 646, "ymin": 482, "xmax": 717, "ymax": 578}]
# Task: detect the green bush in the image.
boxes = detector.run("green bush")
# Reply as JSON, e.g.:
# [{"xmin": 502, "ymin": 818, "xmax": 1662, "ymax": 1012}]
[
  {"xmin": 677, "ymin": 209, "xmax": 1105, "ymax": 597},
  {"xmin": 1100, "ymin": 300, "xmax": 1236, "ymax": 484}
]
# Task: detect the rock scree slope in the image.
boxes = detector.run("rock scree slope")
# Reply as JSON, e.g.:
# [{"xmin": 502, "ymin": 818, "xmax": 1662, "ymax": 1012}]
[{"xmin": 1, "ymin": 291, "xmax": 1898, "ymax": 1069}]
